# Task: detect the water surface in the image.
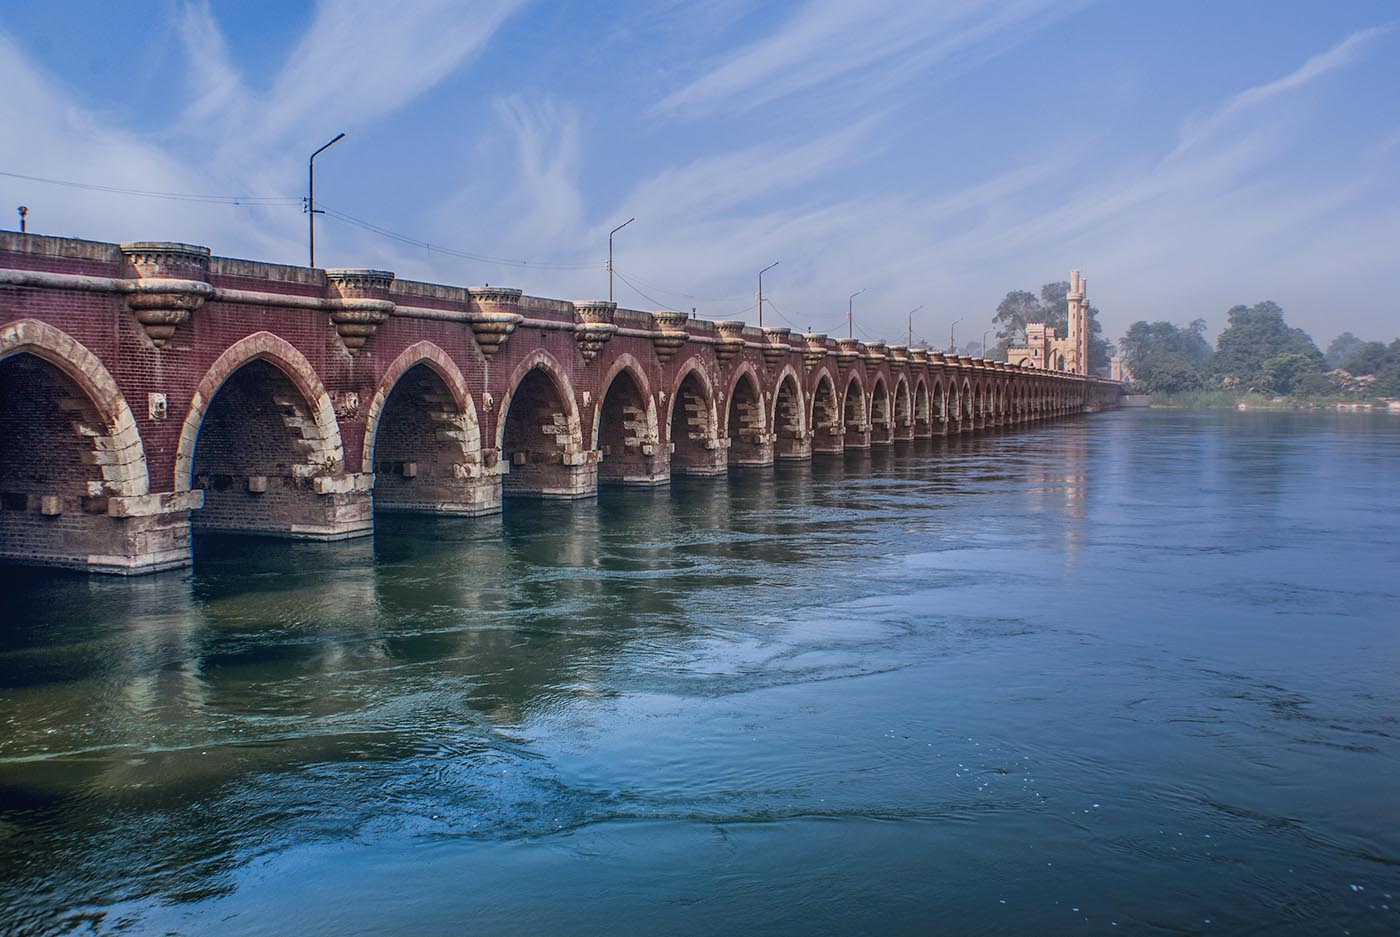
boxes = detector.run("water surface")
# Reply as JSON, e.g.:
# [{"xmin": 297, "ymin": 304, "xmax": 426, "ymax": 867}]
[{"xmin": 1, "ymin": 410, "xmax": 1397, "ymax": 935}]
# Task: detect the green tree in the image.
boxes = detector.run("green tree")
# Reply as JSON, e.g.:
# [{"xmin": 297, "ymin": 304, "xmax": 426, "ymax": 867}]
[
  {"xmin": 1340, "ymin": 341, "xmax": 1389, "ymax": 376},
  {"xmin": 991, "ymin": 281, "xmax": 1112, "ymax": 374},
  {"xmin": 1325, "ymin": 332, "xmax": 1367, "ymax": 369},
  {"xmin": 1118, "ymin": 319, "xmax": 1212, "ymax": 393},
  {"xmin": 1211, "ymin": 301, "xmax": 1323, "ymax": 391}
]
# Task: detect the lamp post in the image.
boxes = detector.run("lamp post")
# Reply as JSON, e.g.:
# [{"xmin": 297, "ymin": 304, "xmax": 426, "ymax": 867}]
[
  {"xmin": 848, "ymin": 288, "xmax": 865, "ymax": 338},
  {"xmin": 949, "ymin": 316, "xmax": 963, "ymax": 354},
  {"xmin": 905, "ymin": 305, "xmax": 924, "ymax": 347},
  {"xmin": 757, "ymin": 261, "xmax": 779, "ymax": 328},
  {"xmin": 307, "ymin": 132, "xmax": 346, "ymax": 268},
  {"xmin": 608, "ymin": 217, "xmax": 635, "ymax": 303},
  {"xmin": 982, "ymin": 328, "xmax": 993, "ymax": 358},
  {"xmin": 17, "ymin": 206, "xmax": 27, "ymax": 234}
]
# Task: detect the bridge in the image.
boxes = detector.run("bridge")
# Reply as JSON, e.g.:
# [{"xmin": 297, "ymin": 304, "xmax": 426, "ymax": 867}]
[{"xmin": 0, "ymin": 233, "xmax": 1122, "ymax": 574}]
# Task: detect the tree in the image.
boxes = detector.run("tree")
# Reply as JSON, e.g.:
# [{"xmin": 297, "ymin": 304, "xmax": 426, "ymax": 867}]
[
  {"xmin": 1211, "ymin": 302, "xmax": 1323, "ymax": 391},
  {"xmin": 1340, "ymin": 341, "xmax": 1389, "ymax": 376},
  {"xmin": 1118, "ymin": 319, "xmax": 1212, "ymax": 394},
  {"xmin": 1325, "ymin": 332, "xmax": 1367, "ymax": 369},
  {"xmin": 992, "ymin": 290, "xmax": 1041, "ymax": 350}
]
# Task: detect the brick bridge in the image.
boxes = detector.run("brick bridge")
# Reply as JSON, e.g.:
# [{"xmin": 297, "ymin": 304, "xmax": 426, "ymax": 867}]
[{"xmin": 0, "ymin": 233, "xmax": 1122, "ymax": 574}]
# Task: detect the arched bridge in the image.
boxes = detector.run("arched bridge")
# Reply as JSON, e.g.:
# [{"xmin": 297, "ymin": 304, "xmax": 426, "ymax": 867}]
[{"xmin": 0, "ymin": 233, "xmax": 1122, "ymax": 573}]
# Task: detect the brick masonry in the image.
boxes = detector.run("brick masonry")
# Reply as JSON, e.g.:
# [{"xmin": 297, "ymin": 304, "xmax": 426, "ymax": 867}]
[{"xmin": 0, "ymin": 232, "xmax": 1122, "ymax": 574}]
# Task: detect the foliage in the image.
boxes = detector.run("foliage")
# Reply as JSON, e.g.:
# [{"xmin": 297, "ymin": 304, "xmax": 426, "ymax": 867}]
[
  {"xmin": 1325, "ymin": 332, "xmax": 1367, "ymax": 369},
  {"xmin": 1118, "ymin": 319, "xmax": 1212, "ymax": 394},
  {"xmin": 1339, "ymin": 340, "xmax": 1390, "ymax": 377},
  {"xmin": 1211, "ymin": 301, "xmax": 1324, "ymax": 392}
]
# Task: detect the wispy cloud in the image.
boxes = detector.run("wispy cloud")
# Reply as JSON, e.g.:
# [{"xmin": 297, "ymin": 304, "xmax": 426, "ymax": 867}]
[{"xmin": 651, "ymin": 0, "xmax": 1071, "ymax": 118}]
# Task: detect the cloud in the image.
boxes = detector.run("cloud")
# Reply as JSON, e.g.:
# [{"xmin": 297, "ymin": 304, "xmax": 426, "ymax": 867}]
[{"xmin": 651, "ymin": 0, "xmax": 1072, "ymax": 118}]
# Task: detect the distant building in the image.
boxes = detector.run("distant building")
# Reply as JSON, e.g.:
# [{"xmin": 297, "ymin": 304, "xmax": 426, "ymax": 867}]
[
  {"xmin": 1005, "ymin": 270, "xmax": 1091, "ymax": 374},
  {"xmin": 1111, "ymin": 355, "xmax": 1133, "ymax": 383}
]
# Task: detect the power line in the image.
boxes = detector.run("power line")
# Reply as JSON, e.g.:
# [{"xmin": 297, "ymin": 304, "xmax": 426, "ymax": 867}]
[
  {"xmin": 319, "ymin": 206, "xmax": 601, "ymax": 271},
  {"xmin": 611, "ymin": 269, "xmax": 684, "ymax": 313},
  {"xmin": 609, "ymin": 265, "xmax": 751, "ymax": 306},
  {"xmin": 0, "ymin": 168, "xmax": 298, "ymax": 205}
]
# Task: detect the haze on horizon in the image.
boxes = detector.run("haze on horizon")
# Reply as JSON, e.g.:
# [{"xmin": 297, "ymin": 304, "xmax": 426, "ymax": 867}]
[{"xmin": 1, "ymin": 0, "xmax": 1396, "ymax": 348}]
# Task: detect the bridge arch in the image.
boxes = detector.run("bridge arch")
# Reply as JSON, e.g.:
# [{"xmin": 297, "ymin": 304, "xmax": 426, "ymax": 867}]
[
  {"xmin": 809, "ymin": 367, "xmax": 841, "ymax": 454},
  {"xmin": 668, "ymin": 358, "xmax": 723, "ymax": 476},
  {"xmin": 893, "ymin": 375, "xmax": 914, "ymax": 440},
  {"xmin": 771, "ymin": 365, "xmax": 808, "ymax": 460},
  {"xmin": 497, "ymin": 350, "xmax": 590, "ymax": 498},
  {"xmin": 593, "ymin": 353, "xmax": 660, "ymax": 485},
  {"xmin": 868, "ymin": 374, "xmax": 893, "ymax": 445},
  {"xmin": 363, "ymin": 341, "xmax": 489, "ymax": 514},
  {"xmin": 724, "ymin": 364, "xmax": 768, "ymax": 466},
  {"xmin": 842, "ymin": 370, "xmax": 869, "ymax": 449},
  {"xmin": 0, "ymin": 319, "xmax": 149, "ymax": 501},
  {"xmin": 176, "ymin": 331, "xmax": 350, "ymax": 537}
]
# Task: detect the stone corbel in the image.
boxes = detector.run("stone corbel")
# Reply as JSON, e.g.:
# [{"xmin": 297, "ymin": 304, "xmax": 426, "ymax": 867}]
[
  {"xmin": 835, "ymin": 337, "xmax": 864, "ymax": 365},
  {"xmin": 120, "ymin": 242, "xmax": 214, "ymax": 347},
  {"xmin": 650, "ymin": 310, "xmax": 690, "ymax": 360},
  {"xmin": 761, "ymin": 327, "xmax": 791, "ymax": 368},
  {"xmin": 887, "ymin": 344, "xmax": 909, "ymax": 362},
  {"xmin": 573, "ymin": 301, "xmax": 618, "ymax": 361},
  {"xmin": 713, "ymin": 320, "xmax": 746, "ymax": 363},
  {"xmin": 910, "ymin": 347, "xmax": 931, "ymax": 364},
  {"xmin": 802, "ymin": 332, "xmax": 829, "ymax": 371},
  {"xmin": 863, "ymin": 340, "xmax": 888, "ymax": 364},
  {"xmin": 325, "ymin": 269, "xmax": 396, "ymax": 355},
  {"xmin": 466, "ymin": 287, "xmax": 525, "ymax": 358}
]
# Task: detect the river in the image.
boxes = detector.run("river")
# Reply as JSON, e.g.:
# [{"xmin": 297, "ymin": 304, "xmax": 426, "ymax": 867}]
[{"xmin": 1, "ymin": 410, "xmax": 1396, "ymax": 935}]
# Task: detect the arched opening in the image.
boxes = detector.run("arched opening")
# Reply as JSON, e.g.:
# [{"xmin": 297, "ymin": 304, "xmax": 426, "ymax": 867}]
[
  {"xmin": 191, "ymin": 358, "xmax": 348, "ymax": 537},
  {"xmin": 810, "ymin": 373, "xmax": 841, "ymax": 454},
  {"xmin": 842, "ymin": 376, "xmax": 869, "ymax": 449},
  {"xmin": 500, "ymin": 366, "xmax": 592, "ymax": 498},
  {"xmin": 371, "ymin": 362, "xmax": 489, "ymax": 514},
  {"xmin": 962, "ymin": 382, "xmax": 975, "ymax": 429},
  {"xmin": 868, "ymin": 378, "xmax": 893, "ymax": 445},
  {"xmin": 894, "ymin": 379, "xmax": 914, "ymax": 441},
  {"xmin": 669, "ymin": 369, "xmax": 723, "ymax": 476},
  {"xmin": 597, "ymin": 368, "xmax": 661, "ymax": 485},
  {"xmin": 726, "ymin": 371, "xmax": 769, "ymax": 466},
  {"xmin": 0, "ymin": 354, "xmax": 132, "ymax": 569},
  {"xmin": 773, "ymin": 372, "xmax": 808, "ymax": 460}
]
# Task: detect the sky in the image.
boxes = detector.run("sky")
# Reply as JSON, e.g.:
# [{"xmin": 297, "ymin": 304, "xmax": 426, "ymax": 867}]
[{"xmin": 1, "ymin": 0, "xmax": 1397, "ymax": 349}]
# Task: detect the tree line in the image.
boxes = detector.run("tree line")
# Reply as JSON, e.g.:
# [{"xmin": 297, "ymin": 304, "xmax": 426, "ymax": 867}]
[{"xmin": 1117, "ymin": 302, "xmax": 1400, "ymax": 397}]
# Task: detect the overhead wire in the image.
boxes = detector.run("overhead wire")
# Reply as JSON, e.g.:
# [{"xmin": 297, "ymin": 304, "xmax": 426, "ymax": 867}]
[{"xmin": 0, "ymin": 168, "xmax": 299, "ymax": 206}]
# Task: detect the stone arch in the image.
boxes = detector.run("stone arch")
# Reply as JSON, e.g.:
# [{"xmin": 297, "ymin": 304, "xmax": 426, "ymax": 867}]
[
  {"xmin": 961, "ymin": 378, "xmax": 975, "ymax": 425},
  {"xmin": 725, "ymin": 364, "xmax": 769, "ymax": 466},
  {"xmin": 497, "ymin": 350, "xmax": 593, "ymax": 498},
  {"xmin": 177, "ymin": 331, "xmax": 356, "ymax": 538},
  {"xmin": 0, "ymin": 319, "xmax": 149, "ymax": 500},
  {"xmin": 915, "ymin": 378, "xmax": 932, "ymax": 436},
  {"xmin": 809, "ymin": 368, "xmax": 841, "ymax": 454},
  {"xmin": 363, "ymin": 341, "xmax": 495, "ymax": 515},
  {"xmin": 868, "ymin": 374, "xmax": 893, "ymax": 445},
  {"xmin": 176, "ymin": 331, "xmax": 342, "ymax": 493},
  {"xmin": 0, "ymin": 320, "xmax": 165, "ymax": 570},
  {"xmin": 771, "ymin": 365, "xmax": 808, "ymax": 460},
  {"xmin": 593, "ymin": 354, "xmax": 662, "ymax": 485},
  {"xmin": 842, "ymin": 370, "xmax": 869, "ymax": 449},
  {"xmin": 668, "ymin": 358, "xmax": 723, "ymax": 476},
  {"xmin": 893, "ymin": 375, "xmax": 914, "ymax": 440}
]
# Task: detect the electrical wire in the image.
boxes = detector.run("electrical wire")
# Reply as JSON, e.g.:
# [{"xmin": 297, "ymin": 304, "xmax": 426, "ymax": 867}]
[
  {"xmin": 0, "ymin": 169, "xmax": 299, "ymax": 205},
  {"xmin": 319, "ymin": 206, "xmax": 601, "ymax": 271},
  {"xmin": 611, "ymin": 269, "xmax": 684, "ymax": 313}
]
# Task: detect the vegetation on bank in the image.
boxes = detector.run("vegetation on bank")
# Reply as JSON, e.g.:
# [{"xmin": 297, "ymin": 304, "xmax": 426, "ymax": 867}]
[{"xmin": 1116, "ymin": 301, "xmax": 1399, "ymax": 406}]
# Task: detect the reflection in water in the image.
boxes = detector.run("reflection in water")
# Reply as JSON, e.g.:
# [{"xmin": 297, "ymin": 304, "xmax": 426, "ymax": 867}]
[{"xmin": 1, "ymin": 411, "xmax": 1398, "ymax": 936}]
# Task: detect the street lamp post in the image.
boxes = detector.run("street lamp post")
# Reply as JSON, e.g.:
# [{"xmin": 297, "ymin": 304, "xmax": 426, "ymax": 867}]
[
  {"xmin": 905, "ymin": 305, "xmax": 924, "ymax": 347},
  {"xmin": 949, "ymin": 317, "xmax": 964, "ymax": 354},
  {"xmin": 307, "ymin": 132, "xmax": 346, "ymax": 268},
  {"xmin": 758, "ymin": 261, "xmax": 779, "ymax": 328},
  {"xmin": 982, "ymin": 328, "xmax": 993, "ymax": 358},
  {"xmin": 848, "ymin": 288, "xmax": 865, "ymax": 338},
  {"xmin": 608, "ymin": 217, "xmax": 635, "ymax": 303}
]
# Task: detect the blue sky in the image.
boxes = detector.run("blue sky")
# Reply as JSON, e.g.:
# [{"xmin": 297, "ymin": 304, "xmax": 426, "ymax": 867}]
[{"xmin": 1, "ymin": 1, "xmax": 1396, "ymax": 349}]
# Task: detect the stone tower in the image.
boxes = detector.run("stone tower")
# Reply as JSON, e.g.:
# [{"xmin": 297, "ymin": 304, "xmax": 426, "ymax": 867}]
[{"xmin": 1066, "ymin": 269, "xmax": 1088, "ymax": 375}]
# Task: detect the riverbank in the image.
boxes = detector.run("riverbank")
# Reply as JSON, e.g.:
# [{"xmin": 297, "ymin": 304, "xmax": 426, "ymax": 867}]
[{"xmin": 1146, "ymin": 389, "xmax": 1400, "ymax": 411}]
